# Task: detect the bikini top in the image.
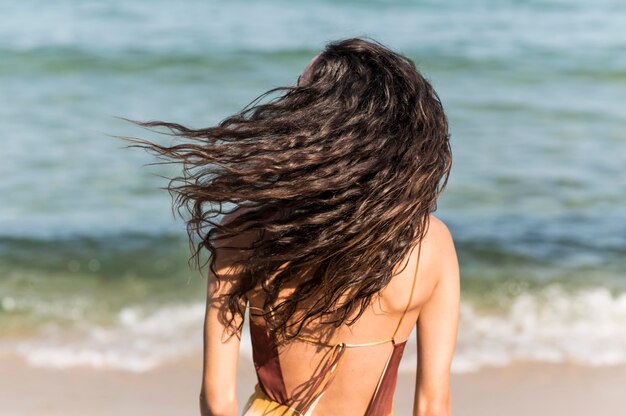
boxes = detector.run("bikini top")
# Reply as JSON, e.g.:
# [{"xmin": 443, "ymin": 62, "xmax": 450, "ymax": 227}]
[{"xmin": 248, "ymin": 242, "xmax": 422, "ymax": 415}]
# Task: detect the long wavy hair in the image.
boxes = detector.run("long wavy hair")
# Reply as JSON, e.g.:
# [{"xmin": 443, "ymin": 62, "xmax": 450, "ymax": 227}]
[{"xmin": 126, "ymin": 37, "xmax": 451, "ymax": 342}]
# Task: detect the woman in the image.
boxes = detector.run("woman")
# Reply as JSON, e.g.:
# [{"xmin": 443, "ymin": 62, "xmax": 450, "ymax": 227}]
[{"xmin": 131, "ymin": 37, "xmax": 459, "ymax": 416}]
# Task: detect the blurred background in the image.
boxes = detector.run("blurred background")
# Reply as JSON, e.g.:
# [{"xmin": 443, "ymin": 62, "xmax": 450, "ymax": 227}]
[{"xmin": 1, "ymin": 0, "xmax": 625, "ymax": 413}]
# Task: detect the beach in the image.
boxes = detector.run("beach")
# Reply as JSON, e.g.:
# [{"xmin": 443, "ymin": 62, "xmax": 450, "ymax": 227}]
[
  {"xmin": 3, "ymin": 353, "xmax": 625, "ymax": 416},
  {"xmin": 2, "ymin": 0, "xmax": 626, "ymax": 414}
]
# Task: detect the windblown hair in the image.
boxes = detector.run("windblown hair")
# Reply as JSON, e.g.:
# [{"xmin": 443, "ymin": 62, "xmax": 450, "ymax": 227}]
[{"xmin": 127, "ymin": 37, "xmax": 451, "ymax": 342}]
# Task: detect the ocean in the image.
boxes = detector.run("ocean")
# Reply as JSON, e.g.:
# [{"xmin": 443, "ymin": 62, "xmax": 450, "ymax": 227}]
[{"xmin": 1, "ymin": 0, "xmax": 625, "ymax": 373}]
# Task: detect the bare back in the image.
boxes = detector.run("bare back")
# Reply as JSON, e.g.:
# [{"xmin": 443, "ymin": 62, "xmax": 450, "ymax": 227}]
[{"xmin": 245, "ymin": 229, "xmax": 440, "ymax": 415}]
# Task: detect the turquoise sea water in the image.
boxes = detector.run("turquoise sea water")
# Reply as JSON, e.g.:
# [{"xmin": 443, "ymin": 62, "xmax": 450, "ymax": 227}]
[{"xmin": 1, "ymin": 0, "xmax": 626, "ymax": 372}]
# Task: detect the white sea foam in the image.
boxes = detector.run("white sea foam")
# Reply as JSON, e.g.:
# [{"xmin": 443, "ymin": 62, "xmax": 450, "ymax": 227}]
[
  {"xmin": 4, "ymin": 284, "xmax": 626, "ymax": 373},
  {"xmin": 6, "ymin": 303, "xmax": 206, "ymax": 372},
  {"xmin": 401, "ymin": 284, "xmax": 626, "ymax": 373}
]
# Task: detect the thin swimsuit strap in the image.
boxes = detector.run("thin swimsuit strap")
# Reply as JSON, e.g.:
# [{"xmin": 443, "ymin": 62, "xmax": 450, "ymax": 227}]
[{"xmin": 390, "ymin": 239, "xmax": 422, "ymax": 342}]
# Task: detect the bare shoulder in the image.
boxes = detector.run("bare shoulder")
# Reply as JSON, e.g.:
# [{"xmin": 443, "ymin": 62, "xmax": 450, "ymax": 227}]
[
  {"xmin": 212, "ymin": 206, "xmax": 260, "ymax": 275},
  {"xmin": 219, "ymin": 205, "xmax": 255, "ymax": 227},
  {"xmin": 215, "ymin": 206, "xmax": 259, "ymax": 243},
  {"xmin": 384, "ymin": 215, "xmax": 457, "ymax": 311},
  {"xmin": 423, "ymin": 214, "xmax": 455, "ymax": 254},
  {"xmin": 422, "ymin": 214, "xmax": 459, "ymax": 298},
  {"xmin": 417, "ymin": 214, "xmax": 458, "ymax": 293}
]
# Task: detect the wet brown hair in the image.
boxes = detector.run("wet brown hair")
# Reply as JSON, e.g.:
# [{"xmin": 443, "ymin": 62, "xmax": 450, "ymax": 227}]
[{"xmin": 125, "ymin": 37, "xmax": 451, "ymax": 342}]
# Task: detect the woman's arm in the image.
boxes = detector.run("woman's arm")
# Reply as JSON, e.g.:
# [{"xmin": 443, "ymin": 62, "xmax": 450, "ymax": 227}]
[
  {"xmin": 413, "ymin": 217, "xmax": 460, "ymax": 416},
  {"xmin": 199, "ymin": 273, "xmax": 243, "ymax": 416},
  {"xmin": 199, "ymin": 210, "xmax": 254, "ymax": 416}
]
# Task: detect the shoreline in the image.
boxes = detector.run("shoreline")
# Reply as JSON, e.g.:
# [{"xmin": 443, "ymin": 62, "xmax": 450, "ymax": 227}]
[{"xmin": 3, "ymin": 354, "xmax": 625, "ymax": 415}]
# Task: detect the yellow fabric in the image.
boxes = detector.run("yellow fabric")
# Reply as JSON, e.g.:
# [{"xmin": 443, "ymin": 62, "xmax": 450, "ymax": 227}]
[
  {"xmin": 242, "ymin": 383, "xmax": 395, "ymax": 416},
  {"xmin": 242, "ymin": 384, "xmax": 301, "ymax": 415}
]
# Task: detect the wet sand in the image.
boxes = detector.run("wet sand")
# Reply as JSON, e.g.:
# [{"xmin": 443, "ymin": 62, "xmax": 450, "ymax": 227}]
[{"xmin": 2, "ymin": 354, "xmax": 625, "ymax": 415}]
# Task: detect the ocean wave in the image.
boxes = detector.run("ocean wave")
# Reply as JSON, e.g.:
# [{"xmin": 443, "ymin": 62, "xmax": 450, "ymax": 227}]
[
  {"xmin": 2, "ymin": 284, "xmax": 626, "ymax": 373},
  {"xmin": 3, "ymin": 303, "xmax": 207, "ymax": 372},
  {"xmin": 442, "ymin": 284, "xmax": 626, "ymax": 373}
]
